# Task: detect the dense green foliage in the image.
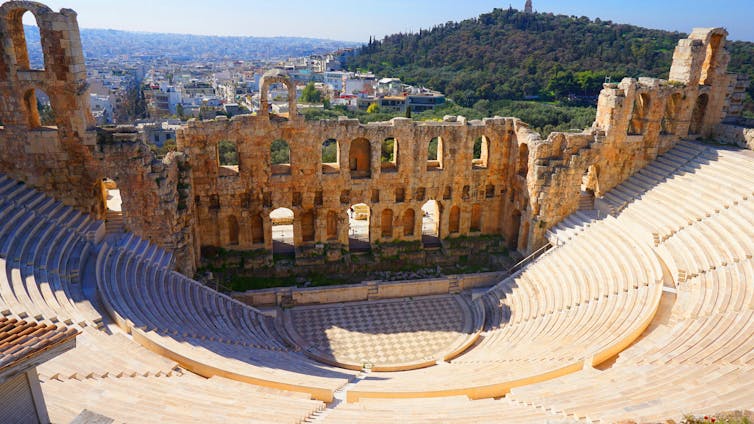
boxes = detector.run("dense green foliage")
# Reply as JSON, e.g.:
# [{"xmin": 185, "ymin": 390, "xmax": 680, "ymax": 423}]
[
  {"xmin": 346, "ymin": 8, "xmax": 754, "ymax": 107},
  {"xmin": 218, "ymin": 140, "xmax": 238, "ymax": 166},
  {"xmin": 302, "ymin": 100, "xmax": 596, "ymax": 136},
  {"xmin": 321, "ymin": 138, "xmax": 338, "ymax": 163},
  {"xmin": 270, "ymin": 139, "xmax": 290, "ymax": 165},
  {"xmin": 300, "ymin": 82, "xmax": 323, "ymax": 103}
]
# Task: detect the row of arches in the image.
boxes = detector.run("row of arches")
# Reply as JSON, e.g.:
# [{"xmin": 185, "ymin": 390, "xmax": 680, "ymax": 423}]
[
  {"xmin": 221, "ymin": 201, "xmax": 486, "ymax": 254},
  {"xmin": 216, "ymin": 136, "xmax": 493, "ymax": 178},
  {"xmin": 627, "ymin": 91, "xmax": 709, "ymax": 137}
]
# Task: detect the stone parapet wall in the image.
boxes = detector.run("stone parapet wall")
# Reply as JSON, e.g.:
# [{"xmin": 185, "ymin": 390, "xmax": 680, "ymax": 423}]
[{"xmin": 233, "ymin": 271, "xmax": 505, "ymax": 307}]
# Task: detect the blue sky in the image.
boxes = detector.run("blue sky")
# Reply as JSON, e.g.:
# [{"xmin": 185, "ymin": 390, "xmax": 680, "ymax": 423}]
[{"xmin": 24, "ymin": 0, "xmax": 754, "ymax": 42}]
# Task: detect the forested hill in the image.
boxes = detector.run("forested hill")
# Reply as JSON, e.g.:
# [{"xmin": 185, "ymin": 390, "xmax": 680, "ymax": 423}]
[{"xmin": 345, "ymin": 8, "xmax": 754, "ymax": 108}]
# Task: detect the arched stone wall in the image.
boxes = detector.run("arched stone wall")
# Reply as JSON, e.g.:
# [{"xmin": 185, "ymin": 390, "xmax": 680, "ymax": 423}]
[{"xmin": 259, "ymin": 70, "xmax": 298, "ymax": 120}]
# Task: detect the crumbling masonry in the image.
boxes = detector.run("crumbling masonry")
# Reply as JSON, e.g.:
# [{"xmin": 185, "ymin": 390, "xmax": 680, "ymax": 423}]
[{"xmin": 0, "ymin": 1, "xmax": 746, "ymax": 276}]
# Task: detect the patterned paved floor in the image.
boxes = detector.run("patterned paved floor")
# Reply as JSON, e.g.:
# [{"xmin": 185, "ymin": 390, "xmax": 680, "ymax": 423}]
[{"xmin": 285, "ymin": 296, "xmax": 477, "ymax": 370}]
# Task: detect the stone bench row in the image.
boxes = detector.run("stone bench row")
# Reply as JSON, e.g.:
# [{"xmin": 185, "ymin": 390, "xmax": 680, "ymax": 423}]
[
  {"xmin": 95, "ymin": 243, "xmax": 354, "ymax": 402},
  {"xmin": 42, "ymin": 373, "xmax": 325, "ymax": 424}
]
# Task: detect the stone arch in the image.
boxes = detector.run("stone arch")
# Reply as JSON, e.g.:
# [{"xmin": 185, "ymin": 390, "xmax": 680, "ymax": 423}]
[
  {"xmin": 517, "ymin": 143, "xmax": 529, "ymax": 177},
  {"xmin": 349, "ymin": 137, "xmax": 371, "ymax": 178},
  {"xmin": 270, "ymin": 207, "xmax": 294, "ymax": 255},
  {"xmin": 23, "ymin": 88, "xmax": 54, "ymax": 128},
  {"xmin": 271, "ymin": 139, "xmax": 291, "ymax": 175},
  {"xmin": 259, "ymin": 70, "xmax": 297, "ymax": 119},
  {"xmin": 251, "ymin": 214, "xmax": 264, "ymax": 245},
  {"xmin": 321, "ymin": 138, "xmax": 339, "ymax": 174},
  {"xmin": 402, "ymin": 208, "xmax": 415, "ymax": 236},
  {"xmin": 689, "ymin": 93, "xmax": 709, "ymax": 135},
  {"xmin": 701, "ymin": 32, "xmax": 725, "ymax": 86},
  {"xmin": 470, "ymin": 204, "xmax": 482, "ymax": 232},
  {"xmin": 1, "ymin": 2, "xmax": 54, "ymax": 71},
  {"xmin": 472, "ymin": 136, "xmax": 489, "ymax": 168},
  {"xmin": 326, "ymin": 210, "xmax": 338, "ymax": 241},
  {"xmin": 448, "ymin": 205, "xmax": 460, "ymax": 234},
  {"xmin": 628, "ymin": 92, "xmax": 651, "ymax": 135},
  {"xmin": 217, "ymin": 139, "xmax": 239, "ymax": 175},
  {"xmin": 348, "ymin": 203, "xmax": 370, "ymax": 251},
  {"xmin": 301, "ymin": 210, "xmax": 315, "ymax": 243},
  {"xmin": 381, "ymin": 137, "xmax": 398, "ymax": 172},
  {"xmin": 381, "ymin": 209, "xmax": 393, "ymax": 238},
  {"xmin": 427, "ymin": 136, "xmax": 444, "ymax": 170},
  {"xmin": 227, "ymin": 215, "xmax": 239, "ymax": 245},
  {"xmin": 661, "ymin": 92, "xmax": 683, "ymax": 135}
]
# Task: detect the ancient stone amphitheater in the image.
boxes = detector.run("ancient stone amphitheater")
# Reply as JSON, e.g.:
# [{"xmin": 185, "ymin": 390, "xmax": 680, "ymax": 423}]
[{"xmin": 1, "ymin": 1, "xmax": 753, "ymax": 423}]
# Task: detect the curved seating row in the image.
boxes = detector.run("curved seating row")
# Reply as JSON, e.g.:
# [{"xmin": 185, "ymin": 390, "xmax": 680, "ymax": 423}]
[
  {"xmin": 42, "ymin": 373, "xmax": 325, "ymax": 424},
  {"xmin": 0, "ymin": 174, "xmax": 332, "ymax": 421},
  {"xmin": 346, "ymin": 210, "xmax": 664, "ymax": 400},
  {"xmin": 0, "ymin": 176, "xmax": 103, "ymax": 328},
  {"xmin": 504, "ymin": 142, "xmax": 754, "ymax": 423},
  {"xmin": 96, "ymin": 242, "xmax": 354, "ymax": 401}
]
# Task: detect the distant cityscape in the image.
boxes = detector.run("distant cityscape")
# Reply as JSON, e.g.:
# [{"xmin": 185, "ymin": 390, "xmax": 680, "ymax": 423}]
[{"xmin": 23, "ymin": 25, "xmax": 447, "ymax": 149}]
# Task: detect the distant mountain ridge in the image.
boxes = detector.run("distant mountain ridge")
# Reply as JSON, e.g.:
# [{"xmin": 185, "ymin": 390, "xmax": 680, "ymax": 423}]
[
  {"xmin": 23, "ymin": 25, "xmax": 359, "ymax": 63},
  {"xmin": 344, "ymin": 8, "xmax": 754, "ymax": 107}
]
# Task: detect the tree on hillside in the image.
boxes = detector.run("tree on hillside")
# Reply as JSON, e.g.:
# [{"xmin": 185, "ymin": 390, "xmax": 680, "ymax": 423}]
[{"xmin": 300, "ymin": 82, "xmax": 323, "ymax": 104}]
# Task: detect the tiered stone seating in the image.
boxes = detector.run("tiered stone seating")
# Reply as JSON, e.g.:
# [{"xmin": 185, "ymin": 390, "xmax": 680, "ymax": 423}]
[
  {"xmin": 0, "ymin": 178, "xmax": 103, "ymax": 328},
  {"xmin": 96, "ymin": 242, "xmax": 354, "ymax": 401},
  {"xmin": 325, "ymin": 396, "xmax": 572, "ymax": 423},
  {"xmin": 504, "ymin": 143, "xmax": 754, "ymax": 423},
  {"xmin": 42, "ymin": 373, "xmax": 325, "ymax": 424},
  {"xmin": 346, "ymin": 214, "xmax": 664, "ymax": 400}
]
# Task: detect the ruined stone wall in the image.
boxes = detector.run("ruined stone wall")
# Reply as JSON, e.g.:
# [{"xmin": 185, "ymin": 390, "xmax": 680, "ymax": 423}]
[
  {"xmin": 526, "ymin": 28, "xmax": 734, "ymax": 251},
  {"xmin": 179, "ymin": 114, "xmax": 528, "ymax": 258},
  {"xmin": 0, "ymin": 1, "xmax": 737, "ymax": 276},
  {"xmin": 0, "ymin": 2, "xmax": 197, "ymax": 274}
]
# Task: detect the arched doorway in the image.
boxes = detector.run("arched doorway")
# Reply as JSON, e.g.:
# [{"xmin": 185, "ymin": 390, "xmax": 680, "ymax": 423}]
[
  {"xmin": 689, "ymin": 94, "xmax": 709, "ymax": 135},
  {"xmin": 422, "ymin": 200, "xmax": 441, "ymax": 248},
  {"xmin": 348, "ymin": 203, "xmax": 370, "ymax": 252},
  {"xmin": 102, "ymin": 178, "xmax": 123, "ymax": 236},
  {"xmin": 381, "ymin": 209, "xmax": 394, "ymax": 238},
  {"xmin": 270, "ymin": 208, "xmax": 294, "ymax": 256}
]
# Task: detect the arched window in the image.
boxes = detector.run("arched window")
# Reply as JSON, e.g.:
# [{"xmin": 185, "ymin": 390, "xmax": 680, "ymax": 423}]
[
  {"xmin": 271, "ymin": 139, "xmax": 291, "ymax": 175},
  {"xmin": 228, "ymin": 215, "xmax": 239, "ymax": 245},
  {"xmin": 251, "ymin": 215, "xmax": 264, "ymax": 245},
  {"xmin": 689, "ymin": 94, "xmax": 709, "ymax": 135},
  {"xmin": 628, "ymin": 93, "xmax": 651, "ymax": 135},
  {"xmin": 472, "ymin": 136, "xmax": 489, "ymax": 169},
  {"xmin": 301, "ymin": 210, "xmax": 315, "ymax": 242},
  {"xmin": 349, "ymin": 138, "xmax": 371, "ymax": 178},
  {"xmin": 470, "ymin": 204, "xmax": 482, "ymax": 232},
  {"xmin": 24, "ymin": 89, "xmax": 54, "ymax": 128},
  {"xmin": 381, "ymin": 137, "xmax": 398, "ymax": 172},
  {"xmin": 701, "ymin": 33, "xmax": 724, "ymax": 86},
  {"xmin": 381, "ymin": 209, "xmax": 393, "ymax": 238},
  {"xmin": 11, "ymin": 11, "xmax": 45, "ymax": 71},
  {"xmin": 402, "ymin": 209, "xmax": 415, "ymax": 236},
  {"xmin": 449, "ymin": 205, "xmax": 460, "ymax": 234},
  {"xmin": 326, "ymin": 211, "xmax": 338, "ymax": 241},
  {"xmin": 661, "ymin": 93, "xmax": 683, "ymax": 135},
  {"xmin": 218, "ymin": 140, "xmax": 239, "ymax": 175},
  {"xmin": 322, "ymin": 138, "xmax": 339, "ymax": 174},
  {"xmin": 427, "ymin": 137, "xmax": 443, "ymax": 170},
  {"xmin": 270, "ymin": 208, "xmax": 294, "ymax": 255}
]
